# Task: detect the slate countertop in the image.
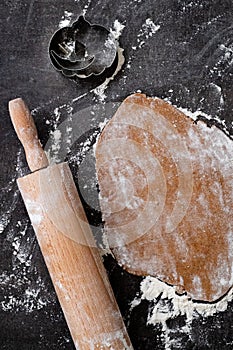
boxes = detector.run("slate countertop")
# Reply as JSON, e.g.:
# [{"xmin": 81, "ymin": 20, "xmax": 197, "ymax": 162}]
[{"xmin": 0, "ymin": 1, "xmax": 233, "ymax": 349}]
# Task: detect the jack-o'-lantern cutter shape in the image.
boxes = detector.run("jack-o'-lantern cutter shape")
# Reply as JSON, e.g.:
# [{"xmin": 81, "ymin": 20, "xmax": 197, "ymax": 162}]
[{"xmin": 49, "ymin": 16, "xmax": 118, "ymax": 79}]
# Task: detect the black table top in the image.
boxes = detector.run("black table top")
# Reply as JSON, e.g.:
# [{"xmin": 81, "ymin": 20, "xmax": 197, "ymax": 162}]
[{"xmin": 1, "ymin": 0, "xmax": 233, "ymax": 349}]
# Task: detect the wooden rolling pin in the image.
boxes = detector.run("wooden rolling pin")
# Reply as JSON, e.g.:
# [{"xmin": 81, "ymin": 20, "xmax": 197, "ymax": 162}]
[{"xmin": 9, "ymin": 98, "xmax": 133, "ymax": 350}]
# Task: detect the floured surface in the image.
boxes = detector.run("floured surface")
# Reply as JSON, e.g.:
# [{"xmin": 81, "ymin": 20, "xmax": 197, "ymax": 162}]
[
  {"xmin": 1, "ymin": 0, "xmax": 233, "ymax": 348},
  {"xmin": 96, "ymin": 93, "xmax": 233, "ymax": 302},
  {"xmin": 130, "ymin": 275, "xmax": 233, "ymax": 350}
]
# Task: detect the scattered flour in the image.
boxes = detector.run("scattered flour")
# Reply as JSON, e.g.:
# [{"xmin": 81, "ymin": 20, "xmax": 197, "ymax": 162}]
[
  {"xmin": 136, "ymin": 18, "xmax": 160, "ymax": 49},
  {"xmin": 177, "ymin": 105, "xmax": 231, "ymax": 138},
  {"xmin": 92, "ymin": 47, "xmax": 125, "ymax": 102},
  {"xmin": 0, "ymin": 272, "xmax": 54, "ymax": 313},
  {"xmin": 124, "ymin": 18, "xmax": 160, "ymax": 74},
  {"xmin": 59, "ymin": 11, "xmax": 74, "ymax": 28},
  {"xmin": 177, "ymin": 106, "xmax": 213, "ymax": 121},
  {"xmin": 49, "ymin": 129, "xmax": 62, "ymax": 162},
  {"xmin": 130, "ymin": 276, "xmax": 233, "ymax": 349},
  {"xmin": 2, "ymin": 7, "xmax": 232, "ymax": 350},
  {"xmin": 0, "ymin": 214, "xmax": 11, "ymax": 234},
  {"xmin": 45, "ymin": 104, "xmax": 74, "ymax": 163},
  {"xmin": 160, "ymin": 93, "xmax": 231, "ymax": 138},
  {"xmin": 82, "ymin": 0, "xmax": 92, "ymax": 16},
  {"xmin": 1, "ymin": 220, "xmax": 55, "ymax": 313},
  {"xmin": 0, "ymin": 149, "xmax": 22, "ymax": 234},
  {"xmin": 138, "ymin": 18, "xmax": 161, "ymax": 39},
  {"xmin": 0, "ymin": 222, "xmax": 5, "ymax": 234},
  {"xmin": 110, "ymin": 19, "xmax": 126, "ymax": 40},
  {"xmin": 92, "ymin": 20, "xmax": 125, "ymax": 102},
  {"xmin": 92, "ymin": 117, "xmax": 111, "ymax": 158},
  {"xmin": 98, "ymin": 117, "xmax": 110, "ymax": 131},
  {"xmin": 5, "ymin": 14, "xmax": 232, "ymax": 342},
  {"xmin": 125, "ymin": 103, "xmax": 233, "ymax": 349},
  {"xmin": 72, "ymin": 92, "xmax": 89, "ymax": 103}
]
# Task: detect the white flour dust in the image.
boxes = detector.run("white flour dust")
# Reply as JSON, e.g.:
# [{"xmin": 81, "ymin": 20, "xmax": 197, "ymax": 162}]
[
  {"xmin": 110, "ymin": 19, "xmax": 125, "ymax": 40},
  {"xmin": 92, "ymin": 20, "xmax": 125, "ymax": 102},
  {"xmin": 0, "ymin": 212, "xmax": 12, "ymax": 234},
  {"xmin": 130, "ymin": 276, "xmax": 233, "ymax": 350},
  {"xmin": 92, "ymin": 47, "xmax": 125, "ymax": 102},
  {"xmin": 0, "ymin": 272, "xmax": 54, "ymax": 313},
  {"xmin": 49, "ymin": 129, "xmax": 62, "ymax": 163},
  {"xmin": 136, "ymin": 18, "xmax": 161, "ymax": 49},
  {"xmin": 0, "ymin": 149, "xmax": 23, "ymax": 235},
  {"xmin": 177, "ymin": 104, "xmax": 231, "ymax": 138},
  {"xmin": 45, "ymin": 104, "xmax": 74, "ymax": 163},
  {"xmin": 59, "ymin": 10, "xmax": 74, "ymax": 28},
  {"xmin": 82, "ymin": 0, "xmax": 92, "ymax": 16},
  {"xmin": 209, "ymin": 42, "xmax": 233, "ymax": 77},
  {"xmin": 161, "ymin": 88, "xmax": 231, "ymax": 138},
  {"xmin": 0, "ymin": 108, "xmax": 72, "ymax": 315},
  {"xmin": 124, "ymin": 17, "xmax": 160, "ymax": 73},
  {"xmin": 126, "ymin": 104, "xmax": 233, "ymax": 349},
  {"xmin": 1, "ymin": 220, "xmax": 55, "ymax": 313}
]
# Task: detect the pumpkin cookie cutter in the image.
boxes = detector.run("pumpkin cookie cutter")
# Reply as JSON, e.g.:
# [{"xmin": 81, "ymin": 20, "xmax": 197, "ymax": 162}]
[{"xmin": 49, "ymin": 16, "xmax": 119, "ymax": 79}]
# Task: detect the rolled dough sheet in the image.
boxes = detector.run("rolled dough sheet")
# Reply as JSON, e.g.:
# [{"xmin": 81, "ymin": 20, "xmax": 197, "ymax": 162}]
[{"xmin": 95, "ymin": 93, "xmax": 233, "ymax": 302}]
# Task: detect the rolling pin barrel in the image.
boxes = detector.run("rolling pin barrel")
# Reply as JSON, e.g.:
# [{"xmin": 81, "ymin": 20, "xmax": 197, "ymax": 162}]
[{"xmin": 9, "ymin": 98, "xmax": 133, "ymax": 350}]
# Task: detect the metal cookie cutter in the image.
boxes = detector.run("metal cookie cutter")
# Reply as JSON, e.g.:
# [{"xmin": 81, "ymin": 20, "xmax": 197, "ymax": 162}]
[{"xmin": 49, "ymin": 16, "xmax": 118, "ymax": 79}]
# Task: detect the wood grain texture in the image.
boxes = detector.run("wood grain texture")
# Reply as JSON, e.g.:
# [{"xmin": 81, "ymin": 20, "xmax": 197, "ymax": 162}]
[
  {"xmin": 9, "ymin": 98, "xmax": 49, "ymax": 172},
  {"xmin": 17, "ymin": 163, "xmax": 132, "ymax": 350},
  {"xmin": 2, "ymin": 1, "xmax": 233, "ymax": 348}
]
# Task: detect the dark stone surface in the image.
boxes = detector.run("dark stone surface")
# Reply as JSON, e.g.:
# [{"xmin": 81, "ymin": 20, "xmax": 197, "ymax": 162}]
[{"xmin": 0, "ymin": 0, "xmax": 233, "ymax": 349}]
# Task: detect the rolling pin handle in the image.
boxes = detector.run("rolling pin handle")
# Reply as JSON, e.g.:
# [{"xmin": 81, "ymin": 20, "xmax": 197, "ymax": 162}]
[{"xmin": 9, "ymin": 98, "xmax": 49, "ymax": 172}]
